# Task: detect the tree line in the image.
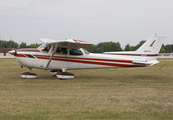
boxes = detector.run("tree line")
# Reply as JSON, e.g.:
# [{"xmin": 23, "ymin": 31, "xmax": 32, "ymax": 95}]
[
  {"xmin": 0, "ymin": 40, "xmax": 41, "ymax": 48},
  {"xmin": 85, "ymin": 40, "xmax": 171, "ymax": 53},
  {"xmin": 0, "ymin": 40, "xmax": 172, "ymax": 53}
]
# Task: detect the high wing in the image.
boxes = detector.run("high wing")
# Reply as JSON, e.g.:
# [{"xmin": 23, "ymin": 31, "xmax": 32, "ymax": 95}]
[
  {"xmin": 40, "ymin": 38, "xmax": 91, "ymax": 49},
  {"xmin": 39, "ymin": 38, "xmax": 92, "ymax": 68}
]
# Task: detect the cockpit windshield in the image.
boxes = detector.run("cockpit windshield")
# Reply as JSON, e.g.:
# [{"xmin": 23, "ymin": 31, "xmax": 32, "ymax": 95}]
[
  {"xmin": 38, "ymin": 43, "xmax": 51, "ymax": 52},
  {"xmin": 83, "ymin": 49, "xmax": 90, "ymax": 54}
]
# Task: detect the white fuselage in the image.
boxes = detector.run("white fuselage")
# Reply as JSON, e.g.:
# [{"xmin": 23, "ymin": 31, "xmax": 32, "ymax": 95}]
[
  {"xmin": 15, "ymin": 48, "xmax": 151, "ymax": 70},
  {"xmin": 8, "ymin": 34, "xmax": 165, "ymax": 79}
]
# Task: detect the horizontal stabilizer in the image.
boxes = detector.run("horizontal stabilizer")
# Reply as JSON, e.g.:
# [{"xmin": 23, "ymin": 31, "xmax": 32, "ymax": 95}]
[{"xmin": 133, "ymin": 60, "xmax": 159, "ymax": 66}]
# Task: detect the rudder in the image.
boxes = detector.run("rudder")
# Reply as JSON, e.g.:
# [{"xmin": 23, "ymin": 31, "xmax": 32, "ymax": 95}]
[{"xmin": 135, "ymin": 34, "xmax": 166, "ymax": 55}]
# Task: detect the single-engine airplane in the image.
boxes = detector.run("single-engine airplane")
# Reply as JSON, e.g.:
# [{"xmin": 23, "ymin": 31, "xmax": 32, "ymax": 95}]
[{"xmin": 9, "ymin": 34, "xmax": 165, "ymax": 79}]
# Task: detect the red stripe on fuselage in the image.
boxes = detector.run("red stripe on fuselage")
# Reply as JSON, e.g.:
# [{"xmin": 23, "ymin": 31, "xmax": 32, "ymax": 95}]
[
  {"xmin": 35, "ymin": 55, "xmax": 140, "ymax": 67},
  {"xmin": 17, "ymin": 54, "xmax": 142, "ymax": 67},
  {"xmin": 52, "ymin": 57, "xmax": 139, "ymax": 67},
  {"xmin": 104, "ymin": 53, "xmax": 158, "ymax": 56},
  {"xmin": 34, "ymin": 55, "xmax": 50, "ymax": 60},
  {"xmin": 34, "ymin": 55, "xmax": 132, "ymax": 63},
  {"xmin": 68, "ymin": 57, "xmax": 132, "ymax": 63},
  {"xmin": 16, "ymin": 54, "xmax": 27, "ymax": 58}
]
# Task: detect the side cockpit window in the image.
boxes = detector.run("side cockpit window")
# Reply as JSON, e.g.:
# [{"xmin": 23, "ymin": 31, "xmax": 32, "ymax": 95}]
[{"xmin": 70, "ymin": 49, "xmax": 83, "ymax": 55}]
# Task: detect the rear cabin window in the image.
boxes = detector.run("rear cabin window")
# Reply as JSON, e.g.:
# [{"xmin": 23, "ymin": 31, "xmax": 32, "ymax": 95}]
[
  {"xmin": 70, "ymin": 49, "xmax": 83, "ymax": 55},
  {"xmin": 56, "ymin": 47, "xmax": 67, "ymax": 55}
]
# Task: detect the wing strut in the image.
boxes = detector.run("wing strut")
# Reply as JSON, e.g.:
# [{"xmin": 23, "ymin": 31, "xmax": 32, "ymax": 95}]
[{"xmin": 45, "ymin": 44, "xmax": 58, "ymax": 68}]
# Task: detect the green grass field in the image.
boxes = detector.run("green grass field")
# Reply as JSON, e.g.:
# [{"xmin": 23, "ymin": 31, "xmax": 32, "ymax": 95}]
[{"xmin": 0, "ymin": 58, "xmax": 173, "ymax": 120}]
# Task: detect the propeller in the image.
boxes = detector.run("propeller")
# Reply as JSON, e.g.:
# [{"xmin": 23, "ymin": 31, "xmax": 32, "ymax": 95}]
[{"xmin": 8, "ymin": 50, "xmax": 17, "ymax": 56}]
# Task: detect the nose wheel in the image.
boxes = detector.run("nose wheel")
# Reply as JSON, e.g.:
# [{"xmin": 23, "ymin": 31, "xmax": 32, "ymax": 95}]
[{"xmin": 21, "ymin": 68, "xmax": 37, "ymax": 79}]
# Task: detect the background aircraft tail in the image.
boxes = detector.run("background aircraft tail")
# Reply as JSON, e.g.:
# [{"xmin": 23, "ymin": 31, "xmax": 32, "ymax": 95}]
[{"xmin": 135, "ymin": 34, "xmax": 166, "ymax": 55}]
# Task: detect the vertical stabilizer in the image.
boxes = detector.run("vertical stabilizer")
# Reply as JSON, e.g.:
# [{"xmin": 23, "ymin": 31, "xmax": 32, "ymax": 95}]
[{"xmin": 135, "ymin": 34, "xmax": 166, "ymax": 54}]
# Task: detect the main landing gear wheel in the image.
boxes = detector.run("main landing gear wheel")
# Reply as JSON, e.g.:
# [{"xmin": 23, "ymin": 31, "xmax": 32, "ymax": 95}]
[
  {"xmin": 55, "ymin": 68, "xmax": 74, "ymax": 80},
  {"xmin": 56, "ymin": 72, "xmax": 74, "ymax": 80},
  {"xmin": 21, "ymin": 68, "xmax": 37, "ymax": 79}
]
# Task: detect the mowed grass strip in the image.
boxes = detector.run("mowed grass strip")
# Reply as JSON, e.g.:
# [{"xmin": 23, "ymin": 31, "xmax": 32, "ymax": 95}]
[{"xmin": 0, "ymin": 58, "xmax": 173, "ymax": 120}]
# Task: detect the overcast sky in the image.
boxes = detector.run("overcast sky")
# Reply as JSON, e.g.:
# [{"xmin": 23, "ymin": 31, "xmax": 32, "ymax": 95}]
[{"xmin": 0, "ymin": 0, "xmax": 173, "ymax": 48}]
